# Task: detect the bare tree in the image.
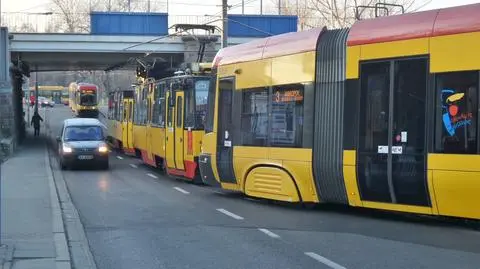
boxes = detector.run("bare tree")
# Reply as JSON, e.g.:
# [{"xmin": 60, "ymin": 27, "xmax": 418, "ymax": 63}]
[
  {"xmin": 49, "ymin": 0, "xmax": 93, "ymax": 32},
  {"xmin": 9, "ymin": 23, "xmax": 34, "ymax": 33},
  {"xmin": 272, "ymin": 0, "xmax": 431, "ymax": 29}
]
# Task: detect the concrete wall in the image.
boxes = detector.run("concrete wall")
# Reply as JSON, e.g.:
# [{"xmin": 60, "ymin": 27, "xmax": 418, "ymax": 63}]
[{"xmin": 0, "ymin": 27, "xmax": 14, "ymax": 159}]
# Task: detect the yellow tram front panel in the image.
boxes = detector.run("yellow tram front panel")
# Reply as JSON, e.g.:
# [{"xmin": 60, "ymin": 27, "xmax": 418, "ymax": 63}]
[{"xmin": 213, "ymin": 45, "xmax": 320, "ymax": 203}]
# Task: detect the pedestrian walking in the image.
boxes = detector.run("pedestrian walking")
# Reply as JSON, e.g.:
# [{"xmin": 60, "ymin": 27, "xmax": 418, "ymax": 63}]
[{"xmin": 31, "ymin": 112, "xmax": 43, "ymax": 137}]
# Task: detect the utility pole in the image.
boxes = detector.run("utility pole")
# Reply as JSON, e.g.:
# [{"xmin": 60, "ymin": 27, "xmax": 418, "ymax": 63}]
[
  {"xmin": 278, "ymin": 0, "xmax": 281, "ymax": 15},
  {"xmin": 147, "ymin": 0, "xmax": 151, "ymax": 12},
  {"xmin": 242, "ymin": 0, "xmax": 244, "ymax": 14},
  {"xmin": 221, "ymin": 0, "xmax": 228, "ymax": 48},
  {"xmin": 260, "ymin": 0, "xmax": 262, "ymax": 14},
  {"xmin": 34, "ymin": 69, "xmax": 39, "ymax": 113}
]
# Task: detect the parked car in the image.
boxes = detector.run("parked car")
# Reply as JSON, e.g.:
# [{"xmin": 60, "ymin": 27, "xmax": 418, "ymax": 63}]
[
  {"xmin": 56, "ymin": 118, "xmax": 109, "ymax": 170},
  {"xmin": 40, "ymin": 97, "xmax": 55, "ymax": 107}
]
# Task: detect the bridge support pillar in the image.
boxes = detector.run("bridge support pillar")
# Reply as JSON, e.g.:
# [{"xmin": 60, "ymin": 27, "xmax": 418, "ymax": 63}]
[
  {"xmin": 1, "ymin": 26, "xmax": 30, "ymax": 159},
  {"xmin": 0, "ymin": 27, "xmax": 14, "ymax": 160}
]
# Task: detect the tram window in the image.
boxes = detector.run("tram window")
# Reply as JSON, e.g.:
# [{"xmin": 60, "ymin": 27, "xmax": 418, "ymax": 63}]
[
  {"xmin": 270, "ymin": 84, "xmax": 304, "ymax": 148},
  {"xmin": 241, "ymin": 88, "xmax": 269, "ymax": 146},
  {"xmin": 134, "ymin": 92, "xmax": 140, "ymax": 124},
  {"xmin": 205, "ymin": 76, "xmax": 217, "ymax": 133},
  {"xmin": 435, "ymin": 71, "xmax": 478, "ymax": 154},
  {"xmin": 185, "ymin": 90, "xmax": 195, "ymax": 128},
  {"xmin": 176, "ymin": 97, "xmax": 183, "ymax": 127},
  {"xmin": 152, "ymin": 83, "xmax": 166, "ymax": 127},
  {"xmin": 159, "ymin": 87, "xmax": 166, "ymax": 127},
  {"xmin": 119, "ymin": 101, "xmax": 124, "ymax": 122},
  {"xmin": 147, "ymin": 99, "xmax": 151, "ymax": 123},
  {"xmin": 195, "ymin": 80, "xmax": 209, "ymax": 129},
  {"xmin": 143, "ymin": 87, "xmax": 149, "ymax": 124},
  {"xmin": 128, "ymin": 102, "xmax": 133, "ymax": 121},
  {"xmin": 167, "ymin": 106, "xmax": 173, "ymax": 127},
  {"xmin": 185, "ymin": 79, "xmax": 210, "ymax": 129}
]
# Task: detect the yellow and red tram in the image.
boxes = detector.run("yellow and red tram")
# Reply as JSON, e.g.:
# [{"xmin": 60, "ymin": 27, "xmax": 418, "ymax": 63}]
[
  {"xmin": 69, "ymin": 82, "xmax": 100, "ymax": 117},
  {"xmin": 108, "ymin": 63, "xmax": 212, "ymax": 183},
  {"xmin": 199, "ymin": 3, "xmax": 480, "ymax": 220}
]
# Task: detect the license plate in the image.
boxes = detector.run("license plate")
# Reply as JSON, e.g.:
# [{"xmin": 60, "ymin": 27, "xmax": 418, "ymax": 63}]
[{"xmin": 78, "ymin": 155, "xmax": 94, "ymax": 160}]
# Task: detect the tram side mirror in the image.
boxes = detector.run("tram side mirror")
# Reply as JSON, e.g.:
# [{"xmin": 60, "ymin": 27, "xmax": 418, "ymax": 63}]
[{"xmin": 56, "ymin": 136, "xmax": 61, "ymax": 142}]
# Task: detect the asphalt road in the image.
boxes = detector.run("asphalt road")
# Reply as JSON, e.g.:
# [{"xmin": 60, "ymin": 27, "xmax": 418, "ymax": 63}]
[{"xmin": 44, "ymin": 106, "xmax": 480, "ymax": 269}]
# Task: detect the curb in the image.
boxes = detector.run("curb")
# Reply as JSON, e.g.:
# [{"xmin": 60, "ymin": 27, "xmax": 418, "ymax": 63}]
[
  {"xmin": 44, "ymin": 109, "xmax": 98, "ymax": 269},
  {"xmin": 0, "ymin": 244, "xmax": 15, "ymax": 269},
  {"xmin": 44, "ymin": 144, "xmax": 72, "ymax": 269}
]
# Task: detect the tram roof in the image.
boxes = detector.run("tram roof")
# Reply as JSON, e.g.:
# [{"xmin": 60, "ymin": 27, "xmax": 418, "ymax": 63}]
[
  {"xmin": 214, "ymin": 3, "xmax": 480, "ymax": 66},
  {"xmin": 213, "ymin": 27, "xmax": 324, "ymax": 67},
  {"xmin": 347, "ymin": 2, "xmax": 480, "ymax": 46}
]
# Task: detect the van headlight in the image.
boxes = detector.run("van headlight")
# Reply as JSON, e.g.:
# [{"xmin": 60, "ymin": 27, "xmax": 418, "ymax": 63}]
[
  {"xmin": 62, "ymin": 144, "xmax": 72, "ymax": 153},
  {"xmin": 98, "ymin": 145, "xmax": 108, "ymax": 153}
]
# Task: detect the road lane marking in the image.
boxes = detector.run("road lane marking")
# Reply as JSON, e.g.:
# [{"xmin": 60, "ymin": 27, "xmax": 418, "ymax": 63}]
[
  {"xmin": 258, "ymin": 228, "xmax": 280, "ymax": 238},
  {"xmin": 174, "ymin": 187, "xmax": 190, "ymax": 194},
  {"xmin": 213, "ymin": 191, "xmax": 225, "ymax": 195},
  {"xmin": 116, "ymin": 156, "xmax": 124, "ymax": 160},
  {"xmin": 304, "ymin": 252, "xmax": 347, "ymax": 269},
  {"xmin": 147, "ymin": 173, "xmax": 158, "ymax": 179},
  {"xmin": 129, "ymin": 164, "xmax": 138, "ymax": 168},
  {"xmin": 216, "ymin": 208, "xmax": 244, "ymax": 220}
]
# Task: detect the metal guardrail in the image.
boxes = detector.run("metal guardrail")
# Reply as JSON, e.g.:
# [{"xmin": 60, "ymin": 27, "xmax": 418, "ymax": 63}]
[{"xmin": 0, "ymin": 12, "xmax": 223, "ymax": 34}]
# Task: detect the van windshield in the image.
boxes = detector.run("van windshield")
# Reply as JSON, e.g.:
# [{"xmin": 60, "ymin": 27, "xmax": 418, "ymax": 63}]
[{"xmin": 64, "ymin": 126, "xmax": 103, "ymax": 141}]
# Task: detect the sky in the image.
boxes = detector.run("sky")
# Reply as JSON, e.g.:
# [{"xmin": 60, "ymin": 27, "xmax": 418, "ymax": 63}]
[{"xmin": 2, "ymin": 0, "xmax": 479, "ymax": 15}]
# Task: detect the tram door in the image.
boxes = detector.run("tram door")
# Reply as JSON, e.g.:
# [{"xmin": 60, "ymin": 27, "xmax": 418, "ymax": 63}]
[
  {"xmin": 356, "ymin": 58, "xmax": 430, "ymax": 206},
  {"xmin": 145, "ymin": 95, "xmax": 154, "ymax": 162},
  {"xmin": 174, "ymin": 92, "xmax": 185, "ymax": 170},
  {"xmin": 165, "ymin": 91, "xmax": 185, "ymax": 170},
  {"xmin": 215, "ymin": 78, "xmax": 236, "ymax": 183},
  {"xmin": 126, "ymin": 99, "xmax": 134, "ymax": 150},
  {"xmin": 121, "ymin": 99, "xmax": 129, "ymax": 149},
  {"xmin": 122, "ymin": 99, "xmax": 134, "ymax": 151},
  {"xmin": 165, "ymin": 91, "xmax": 176, "ymax": 169}
]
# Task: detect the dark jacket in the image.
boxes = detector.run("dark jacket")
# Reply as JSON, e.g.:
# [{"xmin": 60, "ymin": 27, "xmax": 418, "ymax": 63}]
[{"xmin": 31, "ymin": 113, "xmax": 43, "ymax": 128}]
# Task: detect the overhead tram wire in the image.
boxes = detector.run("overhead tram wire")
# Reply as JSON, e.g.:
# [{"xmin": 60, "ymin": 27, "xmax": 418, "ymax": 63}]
[
  {"xmin": 111, "ymin": 0, "xmax": 266, "ymax": 72},
  {"xmin": 120, "ymin": 16, "xmax": 273, "ymax": 71},
  {"xmin": 121, "ymin": 0, "xmax": 259, "ymax": 52}
]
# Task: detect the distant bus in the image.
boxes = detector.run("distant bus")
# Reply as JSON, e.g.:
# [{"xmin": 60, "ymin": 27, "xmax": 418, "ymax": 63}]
[
  {"xmin": 27, "ymin": 85, "xmax": 67, "ymax": 106},
  {"xmin": 68, "ymin": 82, "xmax": 99, "ymax": 118}
]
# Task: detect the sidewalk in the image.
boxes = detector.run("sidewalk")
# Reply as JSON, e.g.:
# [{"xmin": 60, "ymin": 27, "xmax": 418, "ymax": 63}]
[{"xmin": 0, "ymin": 129, "xmax": 70, "ymax": 269}]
